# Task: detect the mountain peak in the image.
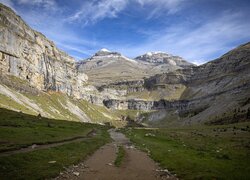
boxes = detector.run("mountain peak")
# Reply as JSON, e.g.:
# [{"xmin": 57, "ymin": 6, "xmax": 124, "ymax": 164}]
[
  {"xmin": 135, "ymin": 51, "xmax": 194, "ymax": 67},
  {"xmin": 94, "ymin": 49, "xmax": 121, "ymax": 57},
  {"xmin": 100, "ymin": 48, "xmax": 111, "ymax": 52},
  {"xmin": 146, "ymin": 51, "xmax": 165, "ymax": 56}
]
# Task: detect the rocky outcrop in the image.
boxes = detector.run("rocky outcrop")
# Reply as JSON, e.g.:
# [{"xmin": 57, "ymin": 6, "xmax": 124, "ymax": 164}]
[
  {"xmin": 135, "ymin": 51, "xmax": 193, "ymax": 68},
  {"xmin": 103, "ymin": 98, "xmax": 194, "ymax": 111},
  {"xmin": 97, "ymin": 80, "xmax": 145, "ymax": 95},
  {"xmin": 144, "ymin": 69, "xmax": 193, "ymax": 90},
  {"xmin": 0, "ymin": 4, "xmax": 88, "ymax": 98}
]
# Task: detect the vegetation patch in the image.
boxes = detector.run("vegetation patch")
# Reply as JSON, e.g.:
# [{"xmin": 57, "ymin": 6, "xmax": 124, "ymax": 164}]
[
  {"xmin": 114, "ymin": 145, "xmax": 126, "ymax": 167},
  {"xmin": 0, "ymin": 133, "xmax": 110, "ymax": 179},
  {"xmin": 0, "ymin": 108, "xmax": 111, "ymax": 179},
  {"xmin": 123, "ymin": 123, "xmax": 250, "ymax": 179},
  {"xmin": 0, "ymin": 108, "xmax": 107, "ymax": 152},
  {"xmin": 0, "ymin": 94, "xmax": 36, "ymax": 115}
]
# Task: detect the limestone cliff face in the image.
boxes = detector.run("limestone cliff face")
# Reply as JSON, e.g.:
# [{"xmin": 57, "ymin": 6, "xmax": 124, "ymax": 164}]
[
  {"xmin": 103, "ymin": 99, "xmax": 190, "ymax": 111},
  {"xmin": 0, "ymin": 4, "xmax": 88, "ymax": 98}
]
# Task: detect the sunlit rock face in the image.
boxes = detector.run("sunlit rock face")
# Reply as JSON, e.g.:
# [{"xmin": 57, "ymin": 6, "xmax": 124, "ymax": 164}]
[
  {"xmin": 0, "ymin": 4, "xmax": 88, "ymax": 97},
  {"xmin": 135, "ymin": 51, "xmax": 193, "ymax": 68}
]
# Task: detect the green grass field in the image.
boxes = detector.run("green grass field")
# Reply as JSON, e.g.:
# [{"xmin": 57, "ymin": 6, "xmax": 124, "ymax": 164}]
[
  {"xmin": 123, "ymin": 123, "xmax": 250, "ymax": 179},
  {"xmin": 0, "ymin": 108, "xmax": 102, "ymax": 152},
  {"xmin": 0, "ymin": 108, "xmax": 111, "ymax": 179}
]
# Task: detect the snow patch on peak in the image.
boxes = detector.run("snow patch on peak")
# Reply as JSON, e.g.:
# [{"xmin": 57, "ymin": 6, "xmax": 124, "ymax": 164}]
[
  {"xmin": 146, "ymin": 51, "xmax": 166, "ymax": 56},
  {"xmin": 100, "ymin": 48, "xmax": 110, "ymax": 52},
  {"xmin": 146, "ymin": 52, "xmax": 152, "ymax": 56},
  {"xmin": 153, "ymin": 51, "xmax": 165, "ymax": 54}
]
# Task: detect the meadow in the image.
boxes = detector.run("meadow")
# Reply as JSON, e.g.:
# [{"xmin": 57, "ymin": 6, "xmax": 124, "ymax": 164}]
[
  {"xmin": 0, "ymin": 108, "xmax": 110, "ymax": 179},
  {"xmin": 123, "ymin": 123, "xmax": 250, "ymax": 179}
]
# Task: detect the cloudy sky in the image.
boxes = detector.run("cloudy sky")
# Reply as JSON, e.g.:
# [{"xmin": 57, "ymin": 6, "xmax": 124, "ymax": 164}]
[{"xmin": 1, "ymin": 0, "xmax": 250, "ymax": 64}]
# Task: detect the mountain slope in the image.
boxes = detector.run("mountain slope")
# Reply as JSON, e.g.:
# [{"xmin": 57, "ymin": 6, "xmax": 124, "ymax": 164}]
[
  {"xmin": 77, "ymin": 49, "xmax": 148, "ymax": 85},
  {"xmin": 77, "ymin": 49, "xmax": 195, "ymax": 86},
  {"xmin": 0, "ymin": 75, "xmax": 125, "ymax": 126},
  {"xmin": 140, "ymin": 42, "xmax": 250, "ymax": 126}
]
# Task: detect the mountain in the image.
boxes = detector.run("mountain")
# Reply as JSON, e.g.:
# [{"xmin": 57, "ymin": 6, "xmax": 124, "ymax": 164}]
[
  {"xmin": 105, "ymin": 42, "xmax": 250, "ymax": 126},
  {"xmin": 77, "ymin": 49, "xmax": 148, "ymax": 85},
  {"xmin": 135, "ymin": 51, "xmax": 193, "ymax": 67},
  {"xmin": 0, "ymin": 3, "xmax": 249, "ymax": 127},
  {"xmin": 77, "ymin": 49, "xmax": 195, "ymax": 86},
  {"xmin": 135, "ymin": 51, "xmax": 195, "ymax": 80}
]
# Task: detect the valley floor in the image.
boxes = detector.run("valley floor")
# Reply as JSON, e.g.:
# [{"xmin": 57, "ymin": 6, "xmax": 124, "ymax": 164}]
[
  {"xmin": 0, "ymin": 108, "xmax": 249, "ymax": 179},
  {"xmin": 0, "ymin": 108, "xmax": 110, "ymax": 179}
]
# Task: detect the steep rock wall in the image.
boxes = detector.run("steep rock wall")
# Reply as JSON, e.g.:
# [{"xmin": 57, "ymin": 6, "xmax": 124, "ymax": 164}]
[{"xmin": 0, "ymin": 4, "xmax": 87, "ymax": 98}]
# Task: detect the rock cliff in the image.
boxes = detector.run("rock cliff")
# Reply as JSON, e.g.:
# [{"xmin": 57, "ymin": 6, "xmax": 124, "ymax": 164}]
[{"xmin": 0, "ymin": 4, "xmax": 88, "ymax": 98}]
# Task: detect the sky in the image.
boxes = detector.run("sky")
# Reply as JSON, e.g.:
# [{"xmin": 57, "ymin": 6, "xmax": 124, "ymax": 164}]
[{"xmin": 1, "ymin": 0, "xmax": 250, "ymax": 64}]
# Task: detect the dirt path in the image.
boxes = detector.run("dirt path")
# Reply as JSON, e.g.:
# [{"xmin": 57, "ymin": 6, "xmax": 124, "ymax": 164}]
[
  {"xmin": 56, "ymin": 129, "xmax": 176, "ymax": 180},
  {"xmin": 0, "ymin": 130, "xmax": 95, "ymax": 157}
]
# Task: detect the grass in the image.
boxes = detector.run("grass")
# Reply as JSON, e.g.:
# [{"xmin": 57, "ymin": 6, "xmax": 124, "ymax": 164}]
[
  {"xmin": 0, "ymin": 108, "xmax": 111, "ymax": 179},
  {"xmin": 0, "ymin": 108, "xmax": 106, "ymax": 152},
  {"xmin": 17, "ymin": 90, "xmax": 125, "ymax": 127},
  {"xmin": 0, "ymin": 94, "xmax": 36, "ymax": 115},
  {"xmin": 0, "ymin": 130, "xmax": 110, "ymax": 179},
  {"xmin": 114, "ymin": 145, "xmax": 126, "ymax": 167},
  {"xmin": 25, "ymin": 93, "xmax": 85, "ymax": 121},
  {"xmin": 76, "ymin": 99, "xmax": 125, "ymax": 127},
  {"xmin": 123, "ymin": 123, "xmax": 250, "ymax": 179}
]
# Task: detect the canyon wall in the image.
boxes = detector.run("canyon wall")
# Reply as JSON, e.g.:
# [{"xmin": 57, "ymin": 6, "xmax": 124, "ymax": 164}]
[{"xmin": 0, "ymin": 4, "xmax": 87, "ymax": 98}]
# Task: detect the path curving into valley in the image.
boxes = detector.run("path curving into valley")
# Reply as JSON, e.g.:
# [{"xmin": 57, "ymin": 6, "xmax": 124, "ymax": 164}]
[
  {"xmin": 0, "ymin": 130, "xmax": 96, "ymax": 157},
  {"xmin": 55, "ymin": 129, "xmax": 176, "ymax": 180}
]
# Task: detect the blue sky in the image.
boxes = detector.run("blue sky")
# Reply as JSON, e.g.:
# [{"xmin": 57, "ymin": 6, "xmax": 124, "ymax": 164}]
[{"xmin": 1, "ymin": 0, "xmax": 250, "ymax": 64}]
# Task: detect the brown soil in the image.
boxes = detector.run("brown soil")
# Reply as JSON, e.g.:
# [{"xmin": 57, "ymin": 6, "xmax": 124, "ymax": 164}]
[{"xmin": 55, "ymin": 129, "xmax": 177, "ymax": 180}]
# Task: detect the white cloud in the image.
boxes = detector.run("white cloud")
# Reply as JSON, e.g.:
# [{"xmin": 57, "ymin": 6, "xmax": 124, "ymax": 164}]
[
  {"xmin": 110, "ymin": 11, "xmax": 250, "ymax": 64},
  {"xmin": 67, "ymin": 0, "xmax": 128, "ymax": 24},
  {"xmin": 136, "ymin": 0, "xmax": 185, "ymax": 17},
  {"xmin": 67, "ymin": 0, "xmax": 185, "ymax": 24}
]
